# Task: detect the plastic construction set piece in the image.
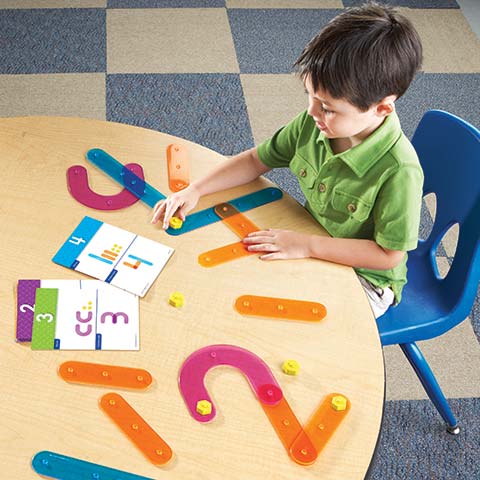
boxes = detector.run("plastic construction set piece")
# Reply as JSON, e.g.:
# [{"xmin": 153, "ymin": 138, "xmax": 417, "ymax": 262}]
[
  {"xmin": 31, "ymin": 450, "xmax": 154, "ymax": 480},
  {"xmin": 282, "ymin": 359, "xmax": 300, "ymax": 376},
  {"xmin": 167, "ymin": 144, "xmax": 190, "ymax": 192},
  {"xmin": 166, "ymin": 187, "xmax": 282, "ymax": 235},
  {"xmin": 198, "ymin": 241, "xmax": 254, "ymax": 268},
  {"xmin": 169, "ymin": 291, "xmax": 184, "ymax": 307},
  {"xmin": 179, "ymin": 344, "xmax": 283, "ymax": 423},
  {"xmin": 100, "ymin": 393, "xmax": 173, "ymax": 466},
  {"xmin": 214, "ymin": 202, "xmax": 260, "ymax": 238},
  {"xmin": 169, "ymin": 217, "xmax": 183, "ymax": 229},
  {"xmin": 86, "ymin": 148, "xmax": 166, "ymax": 208},
  {"xmin": 67, "ymin": 164, "xmax": 145, "ymax": 211},
  {"xmin": 58, "ymin": 361, "xmax": 153, "ymax": 390},
  {"xmin": 235, "ymin": 295, "xmax": 327, "ymax": 322}
]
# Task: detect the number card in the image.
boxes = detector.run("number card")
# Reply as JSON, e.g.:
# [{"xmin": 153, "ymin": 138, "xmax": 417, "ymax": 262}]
[
  {"xmin": 52, "ymin": 216, "xmax": 174, "ymax": 297},
  {"xmin": 30, "ymin": 282, "xmax": 139, "ymax": 351}
]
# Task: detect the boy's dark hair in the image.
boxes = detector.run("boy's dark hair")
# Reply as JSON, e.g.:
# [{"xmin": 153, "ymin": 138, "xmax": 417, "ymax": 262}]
[{"xmin": 294, "ymin": 2, "xmax": 423, "ymax": 111}]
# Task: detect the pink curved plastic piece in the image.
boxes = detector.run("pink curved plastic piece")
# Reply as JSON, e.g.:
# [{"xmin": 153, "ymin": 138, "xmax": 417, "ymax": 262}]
[
  {"xmin": 67, "ymin": 164, "xmax": 145, "ymax": 210},
  {"xmin": 179, "ymin": 344, "xmax": 283, "ymax": 422}
]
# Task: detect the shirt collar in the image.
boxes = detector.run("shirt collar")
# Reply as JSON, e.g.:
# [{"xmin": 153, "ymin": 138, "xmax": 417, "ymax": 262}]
[{"xmin": 315, "ymin": 111, "xmax": 402, "ymax": 177}]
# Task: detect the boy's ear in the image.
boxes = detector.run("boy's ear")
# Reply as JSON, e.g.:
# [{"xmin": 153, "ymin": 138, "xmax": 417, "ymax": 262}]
[{"xmin": 375, "ymin": 95, "xmax": 396, "ymax": 117}]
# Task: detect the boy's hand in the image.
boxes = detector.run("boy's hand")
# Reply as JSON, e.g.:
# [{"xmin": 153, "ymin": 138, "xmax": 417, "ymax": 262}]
[
  {"xmin": 151, "ymin": 185, "xmax": 200, "ymax": 230},
  {"xmin": 243, "ymin": 229, "xmax": 312, "ymax": 260}
]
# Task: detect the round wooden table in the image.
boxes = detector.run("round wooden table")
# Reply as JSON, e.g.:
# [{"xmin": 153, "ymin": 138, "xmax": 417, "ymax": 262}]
[{"xmin": 0, "ymin": 117, "xmax": 384, "ymax": 479}]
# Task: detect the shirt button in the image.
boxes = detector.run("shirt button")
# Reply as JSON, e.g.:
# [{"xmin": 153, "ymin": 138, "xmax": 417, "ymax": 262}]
[
  {"xmin": 299, "ymin": 168, "xmax": 307, "ymax": 177},
  {"xmin": 318, "ymin": 183, "xmax": 326, "ymax": 193},
  {"xmin": 347, "ymin": 203, "xmax": 357, "ymax": 213}
]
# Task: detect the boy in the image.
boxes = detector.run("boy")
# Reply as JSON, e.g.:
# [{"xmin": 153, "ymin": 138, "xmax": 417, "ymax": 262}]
[{"xmin": 151, "ymin": 2, "xmax": 424, "ymax": 318}]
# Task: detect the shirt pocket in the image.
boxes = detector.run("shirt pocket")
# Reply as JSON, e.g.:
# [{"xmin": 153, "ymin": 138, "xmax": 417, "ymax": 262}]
[
  {"xmin": 331, "ymin": 188, "xmax": 373, "ymax": 223},
  {"xmin": 290, "ymin": 154, "xmax": 318, "ymax": 197}
]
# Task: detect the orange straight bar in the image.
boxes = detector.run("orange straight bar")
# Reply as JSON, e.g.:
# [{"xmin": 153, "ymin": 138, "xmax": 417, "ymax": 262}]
[
  {"xmin": 100, "ymin": 393, "xmax": 173, "ymax": 466},
  {"xmin": 58, "ymin": 361, "xmax": 153, "ymax": 390},
  {"xmin": 235, "ymin": 295, "xmax": 327, "ymax": 322},
  {"xmin": 198, "ymin": 241, "xmax": 255, "ymax": 267},
  {"xmin": 167, "ymin": 144, "xmax": 190, "ymax": 192},
  {"xmin": 214, "ymin": 203, "xmax": 260, "ymax": 238}
]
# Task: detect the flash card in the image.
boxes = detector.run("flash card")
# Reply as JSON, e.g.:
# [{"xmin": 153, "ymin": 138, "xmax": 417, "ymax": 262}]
[{"xmin": 52, "ymin": 216, "xmax": 174, "ymax": 297}]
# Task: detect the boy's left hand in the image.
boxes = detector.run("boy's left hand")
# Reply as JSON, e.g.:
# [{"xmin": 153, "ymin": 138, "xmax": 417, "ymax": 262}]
[{"xmin": 243, "ymin": 229, "xmax": 311, "ymax": 260}]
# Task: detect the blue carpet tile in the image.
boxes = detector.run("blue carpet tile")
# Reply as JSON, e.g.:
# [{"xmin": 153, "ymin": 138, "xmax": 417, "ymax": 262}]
[
  {"xmin": 0, "ymin": 9, "xmax": 105, "ymax": 74},
  {"xmin": 107, "ymin": 73, "xmax": 254, "ymax": 155},
  {"xmin": 344, "ymin": 0, "xmax": 460, "ymax": 7},
  {"xmin": 107, "ymin": 0, "xmax": 225, "ymax": 7},
  {"xmin": 369, "ymin": 397, "xmax": 480, "ymax": 479},
  {"xmin": 228, "ymin": 9, "xmax": 341, "ymax": 74}
]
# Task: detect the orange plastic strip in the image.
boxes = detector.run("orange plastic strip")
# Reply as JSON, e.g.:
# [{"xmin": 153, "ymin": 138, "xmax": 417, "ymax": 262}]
[
  {"xmin": 290, "ymin": 393, "xmax": 350, "ymax": 460},
  {"xmin": 167, "ymin": 144, "xmax": 190, "ymax": 192},
  {"xmin": 198, "ymin": 241, "xmax": 255, "ymax": 267},
  {"xmin": 100, "ymin": 393, "xmax": 173, "ymax": 466},
  {"xmin": 214, "ymin": 203, "xmax": 260, "ymax": 238},
  {"xmin": 260, "ymin": 397, "xmax": 318, "ymax": 466},
  {"xmin": 235, "ymin": 295, "xmax": 327, "ymax": 322},
  {"xmin": 58, "ymin": 361, "xmax": 153, "ymax": 390}
]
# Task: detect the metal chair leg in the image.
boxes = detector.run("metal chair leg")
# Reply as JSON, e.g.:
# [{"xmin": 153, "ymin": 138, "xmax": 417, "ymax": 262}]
[{"xmin": 400, "ymin": 342, "xmax": 460, "ymax": 434}]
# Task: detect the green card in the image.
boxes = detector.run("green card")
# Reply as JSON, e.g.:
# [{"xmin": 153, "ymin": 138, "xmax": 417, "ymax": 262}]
[{"xmin": 31, "ymin": 288, "xmax": 58, "ymax": 350}]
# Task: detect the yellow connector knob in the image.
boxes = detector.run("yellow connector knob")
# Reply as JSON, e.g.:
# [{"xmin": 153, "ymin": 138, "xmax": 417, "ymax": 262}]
[
  {"xmin": 281, "ymin": 359, "xmax": 300, "ymax": 376},
  {"xmin": 169, "ymin": 292, "xmax": 184, "ymax": 308},
  {"xmin": 331, "ymin": 395, "xmax": 347, "ymax": 411},
  {"xmin": 169, "ymin": 217, "xmax": 183, "ymax": 229},
  {"xmin": 196, "ymin": 400, "xmax": 212, "ymax": 416}
]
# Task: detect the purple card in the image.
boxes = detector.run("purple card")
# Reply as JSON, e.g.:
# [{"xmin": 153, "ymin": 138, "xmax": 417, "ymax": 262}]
[{"xmin": 16, "ymin": 279, "xmax": 41, "ymax": 341}]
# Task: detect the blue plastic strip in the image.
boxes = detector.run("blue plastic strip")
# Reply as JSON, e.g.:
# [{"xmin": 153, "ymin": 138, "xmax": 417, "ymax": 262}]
[
  {"xmin": 32, "ymin": 451, "xmax": 155, "ymax": 480},
  {"xmin": 52, "ymin": 216, "xmax": 103, "ymax": 268},
  {"xmin": 166, "ymin": 187, "xmax": 283, "ymax": 235},
  {"xmin": 86, "ymin": 148, "xmax": 166, "ymax": 207}
]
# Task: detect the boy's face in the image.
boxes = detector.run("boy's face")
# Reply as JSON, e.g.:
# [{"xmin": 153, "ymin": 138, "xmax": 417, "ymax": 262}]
[{"xmin": 304, "ymin": 76, "xmax": 392, "ymax": 143}]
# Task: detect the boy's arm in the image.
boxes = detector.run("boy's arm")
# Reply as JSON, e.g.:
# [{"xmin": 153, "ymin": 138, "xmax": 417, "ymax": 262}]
[
  {"xmin": 243, "ymin": 229, "xmax": 405, "ymax": 270},
  {"xmin": 151, "ymin": 147, "xmax": 270, "ymax": 229}
]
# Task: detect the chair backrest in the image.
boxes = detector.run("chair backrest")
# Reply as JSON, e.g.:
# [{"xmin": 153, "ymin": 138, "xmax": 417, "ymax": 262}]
[{"xmin": 412, "ymin": 110, "xmax": 480, "ymax": 318}]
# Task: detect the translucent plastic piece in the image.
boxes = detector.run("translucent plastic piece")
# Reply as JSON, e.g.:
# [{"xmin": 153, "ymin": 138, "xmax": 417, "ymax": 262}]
[
  {"xmin": 166, "ymin": 187, "xmax": 282, "ymax": 235},
  {"xmin": 235, "ymin": 295, "xmax": 327, "ymax": 322},
  {"xmin": 67, "ymin": 164, "xmax": 144, "ymax": 210},
  {"xmin": 260, "ymin": 397, "xmax": 318, "ymax": 466},
  {"xmin": 167, "ymin": 144, "xmax": 190, "ymax": 192},
  {"xmin": 214, "ymin": 203, "xmax": 260, "ymax": 238},
  {"xmin": 31, "ymin": 450, "xmax": 154, "ymax": 480},
  {"xmin": 59, "ymin": 361, "xmax": 153, "ymax": 390},
  {"xmin": 100, "ymin": 393, "xmax": 173, "ymax": 466},
  {"xmin": 178, "ymin": 344, "xmax": 283, "ymax": 423},
  {"xmin": 198, "ymin": 241, "xmax": 254, "ymax": 267},
  {"xmin": 290, "ymin": 393, "xmax": 350, "ymax": 460},
  {"xmin": 86, "ymin": 148, "xmax": 166, "ymax": 207}
]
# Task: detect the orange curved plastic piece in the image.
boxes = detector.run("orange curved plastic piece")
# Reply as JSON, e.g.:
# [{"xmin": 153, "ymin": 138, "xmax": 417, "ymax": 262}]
[
  {"xmin": 58, "ymin": 361, "xmax": 153, "ymax": 390},
  {"xmin": 260, "ymin": 397, "xmax": 318, "ymax": 466},
  {"xmin": 198, "ymin": 241, "xmax": 254, "ymax": 267},
  {"xmin": 235, "ymin": 295, "xmax": 327, "ymax": 322},
  {"xmin": 290, "ymin": 393, "xmax": 350, "ymax": 460},
  {"xmin": 214, "ymin": 203, "xmax": 260, "ymax": 238},
  {"xmin": 167, "ymin": 144, "xmax": 190, "ymax": 192},
  {"xmin": 100, "ymin": 393, "xmax": 173, "ymax": 466}
]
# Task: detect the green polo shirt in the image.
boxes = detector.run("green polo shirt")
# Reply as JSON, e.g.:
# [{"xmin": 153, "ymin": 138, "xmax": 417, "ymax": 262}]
[{"xmin": 257, "ymin": 110, "xmax": 424, "ymax": 303}]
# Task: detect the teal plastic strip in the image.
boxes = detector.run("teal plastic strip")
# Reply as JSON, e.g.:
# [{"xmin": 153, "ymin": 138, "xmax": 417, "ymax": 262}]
[
  {"xmin": 86, "ymin": 148, "xmax": 165, "ymax": 207},
  {"xmin": 166, "ymin": 187, "xmax": 283, "ymax": 235},
  {"xmin": 32, "ymin": 451, "xmax": 154, "ymax": 480}
]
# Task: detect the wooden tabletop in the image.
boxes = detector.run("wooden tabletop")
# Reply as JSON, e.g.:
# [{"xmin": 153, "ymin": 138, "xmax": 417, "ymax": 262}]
[{"xmin": 0, "ymin": 117, "xmax": 384, "ymax": 479}]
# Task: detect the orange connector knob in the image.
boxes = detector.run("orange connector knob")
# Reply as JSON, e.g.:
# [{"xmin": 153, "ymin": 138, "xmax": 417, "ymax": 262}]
[{"xmin": 196, "ymin": 400, "xmax": 212, "ymax": 416}]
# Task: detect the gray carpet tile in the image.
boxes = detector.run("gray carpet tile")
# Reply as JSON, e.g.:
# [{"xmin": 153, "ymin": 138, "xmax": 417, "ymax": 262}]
[
  {"xmin": 107, "ymin": 0, "xmax": 225, "ymax": 7},
  {"xmin": 369, "ymin": 398, "xmax": 480, "ymax": 479},
  {"xmin": 106, "ymin": 73, "xmax": 254, "ymax": 155},
  {"xmin": 0, "ymin": 8, "xmax": 105, "ymax": 74},
  {"xmin": 472, "ymin": 286, "xmax": 480, "ymax": 338},
  {"xmin": 228, "ymin": 8, "xmax": 340, "ymax": 73},
  {"xmin": 396, "ymin": 73, "xmax": 480, "ymax": 140},
  {"xmin": 344, "ymin": 0, "xmax": 460, "ymax": 8}
]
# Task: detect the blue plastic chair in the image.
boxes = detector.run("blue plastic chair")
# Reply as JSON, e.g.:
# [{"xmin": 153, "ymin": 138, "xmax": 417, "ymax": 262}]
[{"xmin": 376, "ymin": 110, "xmax": 480, "ymax": 434}]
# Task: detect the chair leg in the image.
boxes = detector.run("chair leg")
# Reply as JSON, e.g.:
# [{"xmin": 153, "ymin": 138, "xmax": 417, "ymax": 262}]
[{"xmin": 400, "ymin": 342, "xmax": 460, "ymax": 434}]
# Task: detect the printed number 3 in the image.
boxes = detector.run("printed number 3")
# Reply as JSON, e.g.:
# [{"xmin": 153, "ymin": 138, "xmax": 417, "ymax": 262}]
[{"xmin": 36, "ymin": 313, "xmax": 54, "ymax": 323}]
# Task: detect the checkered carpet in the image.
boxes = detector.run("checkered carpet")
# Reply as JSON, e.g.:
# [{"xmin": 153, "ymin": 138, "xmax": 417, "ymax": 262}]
[{"xmin": 1, "ymin": 1, "xmax": 479, "ymax": 478}]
